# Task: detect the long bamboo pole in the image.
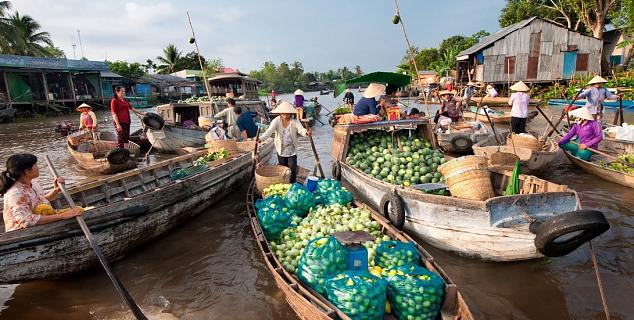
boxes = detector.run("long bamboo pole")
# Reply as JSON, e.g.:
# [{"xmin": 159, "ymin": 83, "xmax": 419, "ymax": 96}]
[{"xmin": 187, "ymin": 11, "xmax": 215, "ymax": 115}]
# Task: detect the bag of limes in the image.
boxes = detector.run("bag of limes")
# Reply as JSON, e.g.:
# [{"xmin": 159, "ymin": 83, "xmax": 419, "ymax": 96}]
[
  {"xmin": 374, "ymin": 240, "xmax": 420, "ymax": 269},
  {"xmin": 285, "ymin": 183, "xmax": 316, "ymax": 217},
  {"xmin": 256, "ymin": 195, "xmax": 292, "ymax": 240},
  {"xmin": 316, "ymin": 179, "xmax": 353, "ymax": 206},
  {"xmin": 297, "ymin": 236, "xmax": 348, "ymax": 295},
  {"xmin": 382, "ymin": 264, "xmax": 445, "ymax": 320},
  {"xmin": 325, "ymin": 270, "xmax": 387, "ymax": 320}
]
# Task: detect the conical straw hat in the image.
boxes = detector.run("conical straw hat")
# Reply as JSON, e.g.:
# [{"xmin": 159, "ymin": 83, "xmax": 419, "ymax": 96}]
[
  {"xmin": 510, "ymin": 81, "xmax": 529, "ymax": 92},
  {"xmin": 294, "ymin": 89, "xmax": 304, "ymax": 95},
  {"xmin": 587, "ymin": 75, "xmax": 608, "ymax": 85},
  {"xmin": 568, "ymin": 107, "xmax": 593, "ymax": 121},
  {"xmin": 76, "ymin": 103, "xmax": 92, "ymax": 111},
  {"xmin": 271, "ymin": 101, "xmax": 297, "ymax": 114},
  {"xmin": 362, "ymin": 83, "xmax": 386, "ymax": 98}
]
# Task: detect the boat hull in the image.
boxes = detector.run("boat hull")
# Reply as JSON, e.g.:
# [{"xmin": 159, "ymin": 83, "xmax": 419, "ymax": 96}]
[
  {"xmin": 472, "ymin": 135, "xmax": 560, "ymax": 173},
  {"xmin": 463, "ymin": 111, "xmax": 512, "ymax": 124},
  {"xmin": 436, "ymin": 128, "xmax": 490, "ymax": 154},
  {"xmin": 0, "ymin": 140, "xmax": 274, "ymax": 283},
  {"xmin": 548, "ymin": 98, "xmax": 634, "ymax": 110},
  {"xmin": 600, "ymin": 137, "xmax": 634, "ymax": 155},
  {"xmin": 67, "ymin": 139, "xmax": 140, "ymax": 175},
  {"xmin": 146, "ymin": 125, "xmax": 207, "ymax": 153},
  {"xmin": 470, "ymin": 97, "xmax": 541, "ymax": 107},
  {"xmin": 564, "ymin": 150, "xmax": 634, "ymax": 188},
  {"xmin": 339, "ymin": 162, "xmax": 578, "ymax": 261}
]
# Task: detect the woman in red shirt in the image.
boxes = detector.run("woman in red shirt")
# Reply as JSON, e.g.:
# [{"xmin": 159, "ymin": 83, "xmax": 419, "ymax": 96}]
[{"xmin": 110, "ymin": 86, "xmax": 145, "ymax": 148}]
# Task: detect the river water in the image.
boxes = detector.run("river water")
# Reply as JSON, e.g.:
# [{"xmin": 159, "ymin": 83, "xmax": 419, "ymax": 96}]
[{"xmin": 0, "ymin": 92, "xmax": 632, "ymax": 319}]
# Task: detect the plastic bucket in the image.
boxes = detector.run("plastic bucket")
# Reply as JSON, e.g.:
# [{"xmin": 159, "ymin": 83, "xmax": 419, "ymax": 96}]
[{"xmin": 306, "ymin": 175, "xmax": 319, "ymax": 192}]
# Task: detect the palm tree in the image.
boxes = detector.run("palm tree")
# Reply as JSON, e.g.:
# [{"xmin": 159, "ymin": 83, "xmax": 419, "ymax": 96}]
[
  {"xmin": 0, "ymin": 1, "xmax": 12, "ymax": 53},
  {"xmin": 156, "ymin": 44, "xmax": 182, "ymax": 74},
  {"xmin": 4, "ymin": 11, "xmax": 53, "ymax": 56}
]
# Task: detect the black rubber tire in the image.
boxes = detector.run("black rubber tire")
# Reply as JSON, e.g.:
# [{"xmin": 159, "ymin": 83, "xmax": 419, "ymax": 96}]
[
  {"xmin": 380, "ymin": 192, "xmax": 405, "ymax": 230},
  {"xmin": 331, "ymin": 161, "xmax": 341, "ymax": 180},
  {"xmin": 143, "ymin": 113, "xmax": 165, "ymax": 130},
  {"xmin": 106, "ymin": 148, "xmax": 131, "ymax": 165},
  {"xmin": 450, "ymin": 136, "xmax": 473, "ymax": 152},
  {"xmin": 533, "ymin": 210, "xmax": 610, "ymax": 257}
]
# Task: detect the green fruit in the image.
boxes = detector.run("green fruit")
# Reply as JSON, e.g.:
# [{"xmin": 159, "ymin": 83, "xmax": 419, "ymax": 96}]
[{"xmin": 189, "ymin": 37, "xmax": 196, "ymax": 44}]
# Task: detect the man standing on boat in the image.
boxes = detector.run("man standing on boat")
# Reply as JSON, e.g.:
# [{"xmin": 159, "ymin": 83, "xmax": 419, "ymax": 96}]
[
  {"xmin": 508, "ymin": 81, "xmax": 530, "ymax": 134},
  {"xmin": 215, "ymin": 98, "xmax": 239, "ymax": 139},
  {"xmin": 353, "ymin": 83, "xmax": 385, "ymax": 116},
  {"xmin": 572, "ymin": 75, "xmax": 618, "ymax": 120}
]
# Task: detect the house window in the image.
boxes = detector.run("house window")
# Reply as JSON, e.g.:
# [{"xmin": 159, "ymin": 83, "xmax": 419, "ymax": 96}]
[
  {"xmin": 576, "ymin": 53, "xmax": 588, "ymax": 71},
  {"xmin": 504, "ymin": 56, "xmax": 516, "ymax": 74}
]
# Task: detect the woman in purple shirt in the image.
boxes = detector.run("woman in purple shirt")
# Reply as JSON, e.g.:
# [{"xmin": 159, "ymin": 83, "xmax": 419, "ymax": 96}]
[{"xmin": 558, "ymin": 107, "xmax": 603, "ymax": 161}]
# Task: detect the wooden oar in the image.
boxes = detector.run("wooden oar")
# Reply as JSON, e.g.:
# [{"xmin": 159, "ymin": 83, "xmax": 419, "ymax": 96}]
[
  {"xmin": 251, "ymin": 127, "xmax": 261, "ymax": 176},
  {"xmin": 545, "ymin": 90, "xmax": 580, "ymax": 139},
  {"xmin": 303, "ymin": 122, "xmax": 325, "ymax": 178},
  {"xmin": 482, "ymin": 106, "xmax": 501, "ymax": 144},
  {"xmin": 613, "ymin": 97, "xmax": 623, "ymax": 126},
  {"xmin": 44, "ymin": 156, "xmax": 147, "ymax": 320}
]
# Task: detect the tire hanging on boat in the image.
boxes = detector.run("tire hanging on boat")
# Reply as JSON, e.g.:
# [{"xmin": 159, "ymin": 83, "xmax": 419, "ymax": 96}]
[
  {"xmin": 531, "ymin": 210, "xmax": 610, "ymax": 257},
  {"xmin": 106, "ymin": 148, "xmax": 131, "ymax": 165},
  {"xmin": 143, "ymin": 113, "xmax": 165, "ymax": 130},
  {"xmin": 380, "ymin": 191, "xmax": 405, "ymax": 230},
  {"xmin": 450, "ymin": 136, "xmax": 473, "ymax": 152}
]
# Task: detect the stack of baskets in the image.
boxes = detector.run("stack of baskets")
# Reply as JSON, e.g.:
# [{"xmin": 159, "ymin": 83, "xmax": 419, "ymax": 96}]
[
  {"xmin": 255, "ymin": 165, "xmax": 291, "ymax": 194},
  {"xmin": 438, "ymin": 155, "xmax": 495, "ymax": 201},
  {"xmin": 507, "ymin": 133, "xmax": 543, "ymax": 151},
  {"xmin": 208, "ymin": 139, "xmax": 238, "ymax": 153}
]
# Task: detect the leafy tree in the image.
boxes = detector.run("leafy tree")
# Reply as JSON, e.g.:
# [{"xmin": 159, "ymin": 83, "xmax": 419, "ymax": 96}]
[
  {"xmin": 3, "ymin": 11, "xmax": 53, "ymax": 56},
  {"xmin": 354, "ymin": 65, "xmax": 363, "ymax": 76},
  {"xmin": 107, "ymin": 60, "xmax": 145, "ymax": 79},
  {"xmin": 204, "ymin": 58, "xmax": 224, "ymax": 77},
  {"xmin": 499, "ymin": 0, "xmax": 558, "ymax": 27},
  {"xmin": 0, "ymin": 1, "xmax": 11, "ymax": 53},
  {"xmin": 143, "ymin": 59, "xmax": 157, "ymax": 73},
  {"xmin": 42, "ymin": 45, "xmax": 64, "ymax": 58},
  {"xmin": 156, "ymin": 44, "xmax": 182, "ymax": 74},
  {"xmin": 178, "ymin": 51, "xmax": 206, "ymax": 70}
]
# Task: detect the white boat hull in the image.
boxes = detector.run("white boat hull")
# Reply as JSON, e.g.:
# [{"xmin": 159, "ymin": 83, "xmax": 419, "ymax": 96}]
[{"xmin": 146, "ymin": 125, "xmax": 207, "ymax": 153}]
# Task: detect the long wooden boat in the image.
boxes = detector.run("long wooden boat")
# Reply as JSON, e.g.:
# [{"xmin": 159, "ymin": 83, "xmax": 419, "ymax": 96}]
[
  {"xmin": 473, "ymin": 133, "xmax": 560, "ymax": 173},
  {"xmin": 563, "ymin": 149, "xmax": 634, "ymax": 188},
  {"xmin": 435, "ymin": 123, "xmax": 491, "ymax": 154},
  {"xmin": 332, "ymin": 121, "xmax": 607, "ymax": 261},
  {"xmin": 600, "ymin": 136, "xmax": 634, "ymax": 155},
  {"xmin": 469, "ymin": 96, "xmax": 541, "ymax": 107},
  {"xmin": 246, "ymin": 175, "xmax": 473, "ymax": 320},
  {"xmin": 0, "ymin": 139, "xmax": 275, "ymax": 283},
  {"xmin": 462, "ymin": 110, "xmax": 512, "ymax": 124},
  {"xmin": 146, "ymin": 124, "xmax": 207, "ymax": 153},
  {"xmin": 67, "ymin": 133, "xmax": 141, "ymax": 175},
  {"xmin": 549, "ymin": 98, "xmax": 634, "ymax": 110}
]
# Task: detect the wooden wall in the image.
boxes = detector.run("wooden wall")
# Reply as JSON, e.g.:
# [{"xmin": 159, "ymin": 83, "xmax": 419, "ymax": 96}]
[{"xmin": 478, "ymin": 19, "xmax": 602, "ymax": 83}]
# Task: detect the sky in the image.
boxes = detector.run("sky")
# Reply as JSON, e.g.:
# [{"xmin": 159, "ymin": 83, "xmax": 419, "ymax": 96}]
[{"xmin": 13, "ymin": 0, "xmax": 506, "ymax": 73}]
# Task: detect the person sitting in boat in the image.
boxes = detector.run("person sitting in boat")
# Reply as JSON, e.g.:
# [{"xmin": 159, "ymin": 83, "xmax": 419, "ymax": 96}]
[
  {"xmin": 408, "ymin": 108, "xmax": 423, "ymax": 119},
  {"xmin": 438, "ymin": 90, "xmax": 460, "ymax": 122},
  {"xmin": 205, "ymin": 119, "xmax": 227, "ymax": 142},
  {"xmin": 573, "ymin": 75, "xmax": 619, "ymax": 120},
  {"xmin": 377, "ymin": 95, "xmax": 392, "ymax": 117},
  {"xmin": 461, "ymin": 82, "xmax": 476, "ymax": 109},
  {"xmin": 215, "ymin": 98, "xmax": 239, "ymax": 139},
  {"xmin": 294, "ymin": 89, "xmax": 305, "ymax": 119},
  {"xmin": 343, "ymin": 89, "xmax": 355, "ymax": 107},
  {"xmin": 353, "ymin": 83, "xmax": 386, "ymax": 116},
  {"xmin": 182, "ymin": 117, "xmax": 197, "ymax": 129},
  {"xmin": 77, "ymin": 103, "xmax": 97, "ymax": 139},
  {"xmin": 260, "ymin": 101, "xmax": 310, "ymax": 183},
  {"xmin": 235, "ymin": 106, "xmax": 261, "ymax": 141},
  {"xmin": 1, "ymin": 154, "xmax": 83, "ymax": 232},
  {"xmin": 486, "ymin": 84, "xmax": 498, "ymax": 97},
  {"xmin": 558, "ymin": 107, "xmax": 603, "ymax": 161},
  {"xmin": 508, "ymin": 81, "xmax": 530, "ymax": 134}
]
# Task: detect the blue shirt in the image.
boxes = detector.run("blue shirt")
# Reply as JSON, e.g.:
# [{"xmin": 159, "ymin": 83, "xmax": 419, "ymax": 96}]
[
  {"xmin": 236, "ymin": 111, "xmax": 258, "ymax": 138},
  {"xmin": 353, "ymin": 97, "xmax": 378, "ymax": 116},
  {"xmin": 577, "ymin": 87, "xmax": 618, "ymax": 115}
]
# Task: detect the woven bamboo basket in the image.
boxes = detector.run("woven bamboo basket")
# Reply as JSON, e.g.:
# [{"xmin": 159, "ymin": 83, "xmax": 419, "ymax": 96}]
[
  {"xmin": 255, "ymin": 165, "xmax": 291, "ymax": 194},
  {"xmin": 438, "ymin": 155, "xmax": 489, "ymax": 177},
  {"xmin": 237, "ymin": 140, "xmax": 256, "ymax": 153},
  {"xmin": 507, "ymin": 133, "xmax": 543, "ymax": 151},
  {"xmin": 207, "ymin": 139, "xmax": 238, "ymax": 153},
  {"xmin": 444, "ymin": 168, "xmax": 495, "ymax": 201}
]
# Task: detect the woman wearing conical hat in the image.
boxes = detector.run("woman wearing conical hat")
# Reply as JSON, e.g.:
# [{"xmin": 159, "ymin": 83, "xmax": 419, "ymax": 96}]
[
  {"xmin": 558, "ymin": 107, "xmax": 603, "ymax": 161},
  {"xmin": 508, "ymin": 81, "xmax": 530, "ymax": 134},
  {"xmin": 575, "ymin": 75, "xmax": 618, "ymax": 119},
  {"xmin": 353, "ymin": 83, "xmax": 385, "ymax": 116},
  {"xmin": 260, "ymin": 101, "xmax": 310, "ymax": 183}
]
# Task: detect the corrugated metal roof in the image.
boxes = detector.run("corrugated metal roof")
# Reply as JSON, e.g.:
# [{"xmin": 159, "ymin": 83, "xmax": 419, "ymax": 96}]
[
  {"xmin": 101, "ymin": 70, "xmax": 123, "ymax": 78},
  {"xmin": 458, "ymin": 17, "xmax": 538, "ymax": 56}
]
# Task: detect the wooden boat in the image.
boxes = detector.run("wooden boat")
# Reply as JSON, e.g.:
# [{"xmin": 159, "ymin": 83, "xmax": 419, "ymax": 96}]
[
  {"xmin": 146, "ymin": 124, "xmax": 207, "ymax": 153},
  {"xmin": 0, "ymin": 139, "xmax": 275, "ymax": 283},
  {"xmin": 435, "ymin": 122, "xmax": 491, "ymax": 154},
  {"xmin": 469, "ymin": 96, "xmax": 541, "ymax": 107},
  {"xmin": 332, "ymin": 121, "xmax": 608, "ymax": 261},
  {"xmin": 548, "ymin": 98, "xmax": 634, "ymax": 110},
  {"xmin": 473, "ymin": 132, "xmax": 560, "ymax": 173},
  {"xmin": 600, "ymin": 136, "xmax": 634, "ymax": 155},
  {"xmin": 67, "ymin": 132, "xmax": 141, "ymax": 175},
  {"xmin": 563, "ymin": 149, "xmax": 634, "ymax": 188},
  {"xmin": 246, "ymin": 172, "xmax": 473, "ymax": 320},
  {"xmin": 463, "ymin": 110, "xmax": 512, "ymax": 124}
]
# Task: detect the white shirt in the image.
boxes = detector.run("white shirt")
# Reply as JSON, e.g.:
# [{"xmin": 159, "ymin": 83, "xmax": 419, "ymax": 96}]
[
  {"xmin": 508, "ymin": 92, "xmax": 529, "ymax": 118},
  {"xmin": 280, "ymin": 126, "xmax": 296, "ymax": 157}
]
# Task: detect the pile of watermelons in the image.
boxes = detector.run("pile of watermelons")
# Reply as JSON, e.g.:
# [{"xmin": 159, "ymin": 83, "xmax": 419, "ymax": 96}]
[{"xmin": 346, "ymin": 130, "xmax": 447, "ymax": 189}]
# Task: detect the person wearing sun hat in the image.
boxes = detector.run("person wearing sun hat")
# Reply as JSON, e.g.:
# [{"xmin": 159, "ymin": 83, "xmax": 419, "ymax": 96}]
[
  {"xmin": 486, "ymin": 84, "xmax": 498, "ymax": 97},
  {"xmin": 558, "ymin": 106, "xmax": 603, "ymax": 161},
  {"xmin": 461, "ymin": 82, "xmax": 477, "ymax": 108},
  {"xmin": 293, "ymin": 89, "xmax": 305, "ymax": 119},
  {"xmin": 574, "ymin": 75, "xmax": 618, "ymax": 119},
  {"xmin": 437, "ymin": 90, "xmax": 460, "ymax": 123},
  {"xmin": 260, "ymin": 101, "xmax": 310, "ymax": 183},
  {"xmin": 76, "ymin": 103, "xmax": 98, "ymax": 138},
  {"xmin": 508, "ymin": 81, "xmax": 530, "ymax": 134},
  {"xmin": 353, "ymin": 83, "xmax": 386, "ymax": 116},
  {"xmin": 343, "ymin": 88, "xmax": 355, "ymax": 107}
]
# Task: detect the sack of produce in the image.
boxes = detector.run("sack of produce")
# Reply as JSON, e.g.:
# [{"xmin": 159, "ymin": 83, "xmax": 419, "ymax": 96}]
[
  {"xmin": 262, "ymin": 183, "xmax": 291, "ymax": 198},
  {"xmin": 382, "ymin": 265, "xmax": 445, "ymax": 320},
  {"xmin": 316, "ymin": 179, "xmax": 342, "ymax": 195},
  {"xmin": 325, "ymin": 270, "xmax": 388, "ymax": 320},
  {"xmin": 316, "ymin": 179, "xmax": 353, "ymax": 206},
  {"xmin": 374, "ymin": 240, "xmax": 420, "ymax": 269},
  {"xmin": 284, "ymin": 183, "xmax": 316, "ymax": 217},
  {"xmin": 256, "ymin": 195, "xmax": 292, "ymax": 240},
  {"xmin": 297, "ymin": 236, "xmax": 348, "ymax": 295}
]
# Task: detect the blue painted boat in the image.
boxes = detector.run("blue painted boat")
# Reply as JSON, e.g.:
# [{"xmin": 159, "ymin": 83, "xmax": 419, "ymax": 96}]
[{"xmin": 548, "ymin": 99, "xmax": 634, "ymax": 111}]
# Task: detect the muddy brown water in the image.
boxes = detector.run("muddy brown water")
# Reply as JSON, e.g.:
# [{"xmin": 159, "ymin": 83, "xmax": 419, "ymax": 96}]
[{"xmin": 0, "ymin": 93, "xmax": 633, "ymax": 319}]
